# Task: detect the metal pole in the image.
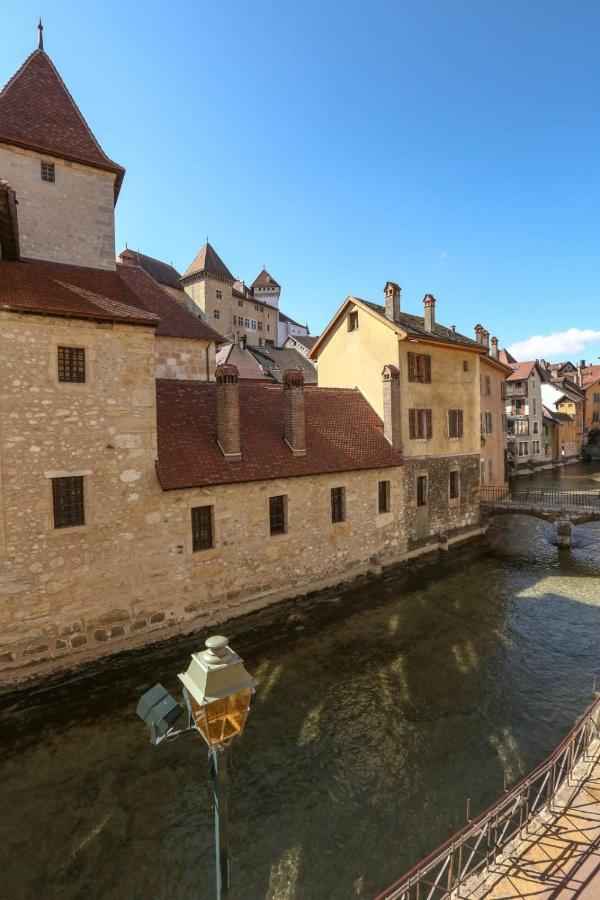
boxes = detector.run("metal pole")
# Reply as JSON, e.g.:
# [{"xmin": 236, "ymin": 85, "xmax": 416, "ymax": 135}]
[{"xmin": 210, "ymin": 746, "xmax": 229, "ymax": 900}]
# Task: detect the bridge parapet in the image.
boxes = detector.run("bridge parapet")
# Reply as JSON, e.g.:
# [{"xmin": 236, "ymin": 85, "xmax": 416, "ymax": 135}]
[{"xmin": 480, "ymin": 487, "xmax": 600, "ymax": 529}]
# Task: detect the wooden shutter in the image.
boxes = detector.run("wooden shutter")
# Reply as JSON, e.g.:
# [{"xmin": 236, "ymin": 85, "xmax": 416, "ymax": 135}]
[
  {"xmin": 423, "ymin": 355, "xmax": 431, "ymax": 383},
  {"xmin": 409, "ymin": 409, "xmax": 416, "ymax": 439},
  {"xmin": 458, "ymin": 409, "xmax": 463, "ymax": 437},
  {"xmin": 408, "ymin": 352, "xmax": 416, "ymax": 382},
  {"xmin": 426, "ymin": 409, "xmax": 433, "ymax": 438}
]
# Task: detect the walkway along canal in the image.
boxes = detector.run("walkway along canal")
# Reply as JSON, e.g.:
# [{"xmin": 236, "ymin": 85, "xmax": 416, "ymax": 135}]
[{"xmin": 1, "ymin": 462, "xmax": 599, "ymax": 899}]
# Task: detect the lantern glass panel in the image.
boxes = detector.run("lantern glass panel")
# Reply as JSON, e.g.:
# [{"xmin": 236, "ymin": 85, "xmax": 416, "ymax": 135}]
[{"xmin": 190, "ymin": 688, "xmax": 253, "ymax": 746}]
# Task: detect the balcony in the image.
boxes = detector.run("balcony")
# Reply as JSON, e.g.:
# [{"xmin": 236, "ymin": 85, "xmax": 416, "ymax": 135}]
[
  {"xmin": 507, "ymin": 406, "xmax": 529, "ymax": 418},
  {"xmin": 504, "ymin": 382, "xmax": 528, "ymax": 398}
]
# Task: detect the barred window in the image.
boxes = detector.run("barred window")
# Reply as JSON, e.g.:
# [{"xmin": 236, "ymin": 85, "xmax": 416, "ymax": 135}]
[
  {"xmin": 331, "ymin": 486, "xmax": 346, "ymax": 523},
  {"xmin": 58, "ymin": 346, "xmax": 85, "ymax": 383},
  {"xmin": 409, "ymin": 408, "xmax": 432, "ymax": 439},
  {"xmin": 448, "ymin": 409, "xmax": 464, "ymax": 438},
  {"xmin": 41, "ymin": 161, "xmax": 55, "ymax": 183},
  {"xmin": 269, "ymin": 495, "xmax": 287, "ymax": 535},
  {"xmin": 216, "ymin": 289, "xmax": 222, "ymax": 300},
  {"xmin": 449, "ymin": 470, "xmax": 460, "ymax": 499},
  {"xmin": 378, "ymin": 480, "xmax": 390, "ymax": 514},
  {"xmin": 416, "ymin": 475, "xmax": 428, "ymax": 507},
  {"xmin": 214, "ymin": 309, "xmax": 220, "ymax": 320},
  {"xmin": 192, "ymin": 505, "xmax": 213, "ymax": 551},
  {"xmin": 407, "ymin": 352, "xmax": 431, "ymax": 383},
  {"xmin": 52, "ymin": 476, "xmax": 85, "ymax": 528}
]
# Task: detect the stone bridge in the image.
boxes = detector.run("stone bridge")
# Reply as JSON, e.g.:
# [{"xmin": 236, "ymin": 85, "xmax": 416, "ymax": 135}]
[{"xmin": 480, "ymin": 487, "xmax": 600, "ymax": 547}]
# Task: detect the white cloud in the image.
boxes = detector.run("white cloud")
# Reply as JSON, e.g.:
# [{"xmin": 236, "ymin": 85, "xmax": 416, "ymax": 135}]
[{"xmin": 507, "ymin": 328, "xmax": 600, "ymax": 361}]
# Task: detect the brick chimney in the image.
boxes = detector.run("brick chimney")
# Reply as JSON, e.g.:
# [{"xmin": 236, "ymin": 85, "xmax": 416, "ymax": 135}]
[
  {"xmin": 216, "ymin": 364, "xmax": 242, "ymax": 461},
  {"xmin": 481, "ymin": 328, "xmax": 490, "ymax": 350},
  {"xmin": 490, "ymin": 336, "xmax": 499, "ymax": 360},
  {"xmin": 384, "ymin": 282, "xmax": 401, "ymax": 322},
  {"xmin": 423, "ymin": 294, "xmax": 436, "ymax": 333},
  {"xmin": 474, "ymin": 324, "xmax": 483, "ymax": 344},
  {"xmin": 382, "ymin": 364, "xmax": 402, "ymax": 451},
  {"xmin": 283, "ymin": 369, "xmax": 306, "ymax": 457}
]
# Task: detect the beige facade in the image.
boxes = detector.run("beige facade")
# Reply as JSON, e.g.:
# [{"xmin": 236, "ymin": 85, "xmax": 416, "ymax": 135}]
[
  {"xmin": 312, "ymin": 295, "xmax": 484, "ymax": 545},
  {"xmin": 0, "ymin": 144, "xmax": 116, "ymax": 269},
  {"xmin": 0, "ymin": 306, "xmax": 408, "ymax": 679},
  {"xmin": 480, "ymin": 355, "xmax": 509, "ymax": 488},
  {"xmin": 155, "ymin": 336, "xmax": 216, "ymax": 381}
]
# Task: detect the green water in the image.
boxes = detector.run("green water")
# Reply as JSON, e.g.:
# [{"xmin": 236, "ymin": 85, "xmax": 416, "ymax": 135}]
[{"xmin": 1, "ymin": 462, "xmax": 599, "ymax": 899}]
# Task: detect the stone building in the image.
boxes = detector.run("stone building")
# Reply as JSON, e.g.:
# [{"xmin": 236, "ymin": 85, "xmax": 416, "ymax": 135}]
[
  {"xmin": 311, "ymin": 284, "xmax": 485, "ymax": 548},
  {"xmin": 278, "ymin": 310, "xmax": 310, "ymax": 347},
  {"xmin": 501, "ymin": 355, "xmax": 546, "ymax": 471},
  {"xmin": 474, "ymin": 327, "xmax": 511, "ymax": 488},
  {"xmin": 0, "ymin": 35, "xmax": 412, "ymax": 683}
]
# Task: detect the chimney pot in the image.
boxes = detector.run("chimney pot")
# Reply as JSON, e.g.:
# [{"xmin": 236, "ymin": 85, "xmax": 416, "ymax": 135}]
[
  {"xmin": 283, "ymin": 369, "xmax": 306, "ymax": 457},
  {"xmin": 384, "ymin": 282, "xmax": 401, "ymax": 322},
  {"xmin": 490, "ymin": 336, "xmax": 499, "ymax": 360},
  {"xmin": 481, "ymin": 328, "xmax": 490, "ymax": 350},
  {"xmin": 381, "ymin": 364, "xmax": 402, "ymax": 451},
  {"xmin": 216, "ymin": 364, "xmax": 242, "ymax": 461},
  {"xmin": 423, "ymin": 294, "xmax": 436, "ymax": 333}
]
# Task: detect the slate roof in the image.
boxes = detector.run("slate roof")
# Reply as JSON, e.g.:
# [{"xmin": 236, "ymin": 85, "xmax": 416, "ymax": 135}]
[
  {"xmin": 117, "ymin": 264, "xmax": 224, "ymax": 342},
  {"xmin": 279, "ymin": 309, "xmax": 306, "ymax": 328},
  {"xmin": 360, "ymin": 299, "xmax": 481, "ymax": 349},
  {"xmin": 248, "ymin": 345, "xmax": 318, "ymax": 384},
  {"xmin": 215, "ymin": 343, "xmax": 269, "ymax": 380},
  {"xmin": 156, "ymin": 381, "xmax": 403, "ymax": 490},
  {"xmin": 183, "ymin": 242, "xmax": 235, "ymax": 281},
  {"xmin": 118, "ymin": 249, "xmax": 182, "ymax": 290},
  {"xmin": 0, "ymin": 50, "xmax": 125, "ymax": 201},
  {"xmin": 0, "ymin": 258, "xmax": 158, "ymax": 326},
  {"xmin": 252, "ymin": 268, "xmax": 280, "ymax": 289},
  {"xmin": 290, "ymin": 334, "xmax": 320, "ymax": 352}
]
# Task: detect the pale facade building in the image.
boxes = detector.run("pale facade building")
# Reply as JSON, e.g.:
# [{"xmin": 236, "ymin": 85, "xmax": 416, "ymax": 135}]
[
  {"xmin": 474, "ymin": 327, "xmax": 510, "ymax": 488},
  {"xmin": 500, "ymin": 354, "xmax": 546, "ymax": 471}
]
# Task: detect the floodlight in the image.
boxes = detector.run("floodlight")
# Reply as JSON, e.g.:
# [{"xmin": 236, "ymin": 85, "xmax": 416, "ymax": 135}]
[{"xmin": 136, "ymin": 682, "xmax": 183, "ymax": 744}]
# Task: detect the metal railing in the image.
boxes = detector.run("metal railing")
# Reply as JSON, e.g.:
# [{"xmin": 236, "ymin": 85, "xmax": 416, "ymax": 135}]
[
  {"xmin": 480, "ymin": 487, "xmax": 600, "ymax": 511},
  {"xmin": 375, "ymin": 695, "xmax": 600, "ymax": 900}
]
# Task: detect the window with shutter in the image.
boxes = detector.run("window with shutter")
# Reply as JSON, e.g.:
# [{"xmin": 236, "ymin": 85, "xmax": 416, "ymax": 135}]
[{"xmin": 407, "ymin": 352, "xmax": 431, "ymax": 383}]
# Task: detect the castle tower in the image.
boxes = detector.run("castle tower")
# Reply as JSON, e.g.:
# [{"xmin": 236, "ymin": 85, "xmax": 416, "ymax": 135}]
[
  {"xmin": 0, "ymin": 28, "xmax": 124, "ymax": 269},
  {"xmin": 251, "ymin": 268, "xmax": 281, "ymax": 310}
]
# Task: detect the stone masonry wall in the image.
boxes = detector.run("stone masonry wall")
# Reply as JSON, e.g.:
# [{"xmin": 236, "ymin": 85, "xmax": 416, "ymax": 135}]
[
  {"xmin": 0, "ymin": 145, "xmax": 117, "ymax": 269},
  {"xmin": 0, "ymin": 310, "xmax": 408, "ymax": 681},
  {"xmin": 154, "ymin": 336, "xmax": 216, "ymax": 381},
  {"xmin": 403, "ymin": 453, "xmax": 480, "ymax": 546}
]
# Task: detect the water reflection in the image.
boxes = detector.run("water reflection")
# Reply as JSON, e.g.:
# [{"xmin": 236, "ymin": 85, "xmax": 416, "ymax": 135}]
[{"xmin": 0, "ymin": 465, "xmax": 599, "ymax": 899}]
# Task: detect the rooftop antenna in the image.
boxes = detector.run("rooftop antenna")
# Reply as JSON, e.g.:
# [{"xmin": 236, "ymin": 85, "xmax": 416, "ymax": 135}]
[{"xmin": 37, "ymin": 17, "xmax": 44, "ymax": 50}]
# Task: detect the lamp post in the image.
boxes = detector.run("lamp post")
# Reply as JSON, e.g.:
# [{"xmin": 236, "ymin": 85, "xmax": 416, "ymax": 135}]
[{"xmin": 136, "ymin": 635, "xmax": 258, "ymax": 899}]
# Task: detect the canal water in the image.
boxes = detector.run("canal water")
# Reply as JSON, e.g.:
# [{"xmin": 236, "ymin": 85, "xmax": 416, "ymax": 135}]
[{"xmin": 1, "ymin": 462, "xmax": 599, "ymax": 900}]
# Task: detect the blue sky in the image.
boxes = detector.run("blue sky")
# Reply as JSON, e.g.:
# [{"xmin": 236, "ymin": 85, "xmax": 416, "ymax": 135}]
[{"xmin": 3, "ymin": 1, "xmax": 600, "ymax": 362}]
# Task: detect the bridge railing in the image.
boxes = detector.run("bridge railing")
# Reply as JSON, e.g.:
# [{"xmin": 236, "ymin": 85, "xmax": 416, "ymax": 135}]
[
  {"xmin": 374, "ymin": 694, "xmax": 600, "ymax": 900},
  {"xmin": 481, "ymin": 486, "xmax": 600, "ymax": 510}
]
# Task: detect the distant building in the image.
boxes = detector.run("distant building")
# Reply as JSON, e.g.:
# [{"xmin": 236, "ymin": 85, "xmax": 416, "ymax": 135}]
[
  {"xmin": 474, "ymin": 326, "xmax": 511, "ymax": 488},
  {"xmin": 502, "ymin": 359, "xmax": 546, "ymax": 470},
  {"xmin": 278, "ymin": 309, "xmax": 309, "ymax": 346},
  {"xmin": 283, "ymin": 334, "xmax": 320, "ymax": 359},
  {"xmin": 248, "ymin": 345, "xmax": 318, "ymax": 384}
]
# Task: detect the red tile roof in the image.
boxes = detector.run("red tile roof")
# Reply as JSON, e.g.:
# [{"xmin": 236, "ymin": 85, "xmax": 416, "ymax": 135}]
[
  {"xmin": 582, "ymin": 365, "xmax": 600, "ymax": 387},
  {"xmin": 251, "ymin": 268, "xmax": 280, "ymax": 289},
  {"xmin": 506, "ymin": 360, "xmax": 536, "ymax": 381},
  {"xmin": 0, "ymin": 50, "xmax": 125, "ymax": 201},
  {"xmin": 117, "ymin": 264, "xmax": 224, "ymax": 342},
  {"xmin": 156, "ymin": 381, "xmax": 403, "ymax": 489},
  {"xmin": 0, "ymin": 258, "xmax": 158, "ymax": 326},
  {"xmin": 183, "ymin": 242, "xmax": 234, "ymax": 281}
]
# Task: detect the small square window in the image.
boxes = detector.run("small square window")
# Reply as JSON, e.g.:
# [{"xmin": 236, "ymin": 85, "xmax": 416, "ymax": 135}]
[
  {"xmin": 378, "ymin": 480, "xmax": 390, "ymax": 514},
  {"xmin": 348, "ymin": 310, "xmax": 359, "ymax": 332},
  {"xmin": 216, "ymin": 289, "xmax": 222, "ymax": 301},
  {"xmin": 214, "ymin": 309, "xmax": 220, "ymax": 320},
  {"xmin": 416, "ymin": 475, "xmax": 428, "ymax": 507},
  {"xmin": 463, "ymin": 360, "xmax": 469, "ymax": 372},
  {"xmin": 269, "ymin": 495, "xmax": 287, "ymax": 535},
  {"xmin": 449, "ymin": 470, "xmax": 460, "ymax": 499},
  {"xmin": 192, "ymin": 505, "xmax": 214, "ymax": 551},
  {"xmin": 52, "ymin": 476, "xmax": 85, "ymax": 528},
  {"xmin": 58, "ymin": 346, "xmax": 85, "ymax": 383},
  {"xmin": 331, "ymin": 486, "xmax": 346, "ymax": 523},
  {"xmin": 238, "ymin": 300, "xmax": 244, "ymax": 308},
  {"xmin": 41, "ymin": 161, "xmax": 55, "ymax": 183}
]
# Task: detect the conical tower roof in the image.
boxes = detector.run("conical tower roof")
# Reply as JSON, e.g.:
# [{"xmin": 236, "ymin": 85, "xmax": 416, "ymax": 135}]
[
  {"xmin": 0, "ymin": 48, "xmax": 125, "ymax": 201},
  {"xmin": 183, "ymin": 241, "xmax": 235, "ymax": 281},
  {"xmin": 252, "ymin": 268, "xmax": 280, "ymax": 289}
]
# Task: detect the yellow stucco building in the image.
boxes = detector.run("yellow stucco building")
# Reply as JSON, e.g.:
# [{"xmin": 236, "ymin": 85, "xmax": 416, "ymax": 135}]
[{"xmin": 311, "ymin": 284, "xmax": 487, "ymax": 546}]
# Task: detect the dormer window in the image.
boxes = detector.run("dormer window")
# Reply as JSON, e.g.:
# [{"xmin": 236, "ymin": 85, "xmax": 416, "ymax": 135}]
[{"xmin": 41, "ymin": 161, "xmax": 55, "ymax": 183}]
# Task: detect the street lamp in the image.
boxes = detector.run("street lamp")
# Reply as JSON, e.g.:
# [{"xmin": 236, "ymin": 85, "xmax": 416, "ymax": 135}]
[{"xmin": 136, "ymin": 636, "xmax": 258, "ymax": 899}]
